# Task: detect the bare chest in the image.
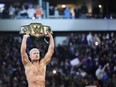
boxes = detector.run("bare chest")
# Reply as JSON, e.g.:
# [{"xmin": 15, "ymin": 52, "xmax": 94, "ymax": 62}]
[
  {"xmin": 25, "ymin": 64, "xmax": 46, "ymax": 76},
  {"xmin": 32, "ymin": 66, "xmax": 45, "ymax": 75}
]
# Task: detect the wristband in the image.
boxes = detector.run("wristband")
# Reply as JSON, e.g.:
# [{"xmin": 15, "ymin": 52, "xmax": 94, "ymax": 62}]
[{"xmin": 24, "ymin": 35, "xmax": 29, "ymax": 38}]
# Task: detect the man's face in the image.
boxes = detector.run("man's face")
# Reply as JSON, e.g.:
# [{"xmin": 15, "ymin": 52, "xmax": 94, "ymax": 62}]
[{"xmin": 30, "ymin": 49, "xmax": 40, "ymax": 61}]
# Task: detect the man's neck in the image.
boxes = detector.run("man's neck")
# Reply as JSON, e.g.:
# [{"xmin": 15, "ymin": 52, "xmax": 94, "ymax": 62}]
[{"xmin": 32, "ymin": 60, "xmax": 39, "ymax": 65}]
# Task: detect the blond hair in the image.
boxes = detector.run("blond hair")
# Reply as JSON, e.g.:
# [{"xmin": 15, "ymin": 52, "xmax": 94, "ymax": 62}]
[{"xmin": 29, "ymin": 48, "xmax": 39, "ymax": 55}]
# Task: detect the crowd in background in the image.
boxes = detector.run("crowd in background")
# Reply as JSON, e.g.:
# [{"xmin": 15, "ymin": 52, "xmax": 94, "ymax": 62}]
[
  {"xmin": 0, "ymin": 1, "xmax": 115, "ymax": 19},
  {"xmin": 0, "ymin": 32, "xmax": 115, "ymax": 87},
  {"xmin": 0, "ymin": 2, "xmax": 89, "ymax": 19},
  {"xmin": 49, "ymin": 2, "xmax": 89, "ymax": 19},
  {"xmin": 0, "ymin": 2, "xmax": 43, "ymax": 19}
]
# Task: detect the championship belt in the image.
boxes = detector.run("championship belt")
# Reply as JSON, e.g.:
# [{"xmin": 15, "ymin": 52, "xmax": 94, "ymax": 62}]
[{"xmin": 20, "ymin": 23, "xmax": 53, "ymax": 43}]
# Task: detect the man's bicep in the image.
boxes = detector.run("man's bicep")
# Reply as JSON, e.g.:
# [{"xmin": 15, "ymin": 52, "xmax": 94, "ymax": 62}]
[
  {"xmin": 21, "ymin": 52, "xmax": 30, "ymax": 65},
  {"xmin": 41, "ymin": 51, "xmax": 53, "ymax": 65}
]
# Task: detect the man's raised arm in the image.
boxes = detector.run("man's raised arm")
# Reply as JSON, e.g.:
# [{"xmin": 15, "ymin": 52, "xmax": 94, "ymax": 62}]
[
  {"xmin": 21, "ymin": 34, "xmax": 30, "ymax": 65},
  {"xmin": 41, "ymin": 32, "xmax": 54, "ymax": 65}
]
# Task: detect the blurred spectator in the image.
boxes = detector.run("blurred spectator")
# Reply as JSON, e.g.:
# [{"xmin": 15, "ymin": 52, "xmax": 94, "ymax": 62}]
[
  {"xmin": 54, "ymin": 7, "xmax": 59, "ymax": 18},
  {"xmin": 19, "ymin": 5, "xmax": 28, "ymax": 19},
  {"xmin": 49, "ymin": 6, "xmax": 54, "ymax": 16},
  {"xmin": 91, "ymin": 34, "xmax": 101, "ymax": 49},
  {"xmin": 64, "ymin": 7, "xmax": 72, "ymax": 19},
  {"xmin": 80, "ymin": 2, "xmax": 88, "ymax": 18},
  {"xmin": 95, "ymin": 64, "xmax": 109, "ymax": 87},
  {"xmin": 9, "ymin": 5, "xmax": 15, "ymax": 19},
  {"xmin": 74, "ymin": 6, "xmax": 80, "ymax": 18},
  {"xmin": 102, "ymin": 72, "xmax": 109, "ymax": 87},
  {"xmin": 27, "ymin": 4, "xmax": 35, "ymax": 19},
  {"xmin": 86, "ymin": 32, "xmax": 93, "ymax": 46},
  {"xmin": 14, "ymin": 7, "xmax": 20, "ymax": 19},
  {"xmin": 112, "ymin": 73, "xmax": 116, "ymax": 87},
  {"xmin": 92, "ymin": 6, "xmax": 101, "ymax": 18},
  {"xmin": 1, "ymin": 8, "xmax": 9, "ymax": 19},
  {"xmin": 35, "ymin": 4, "xmax": 43, "ymax": 19}
]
